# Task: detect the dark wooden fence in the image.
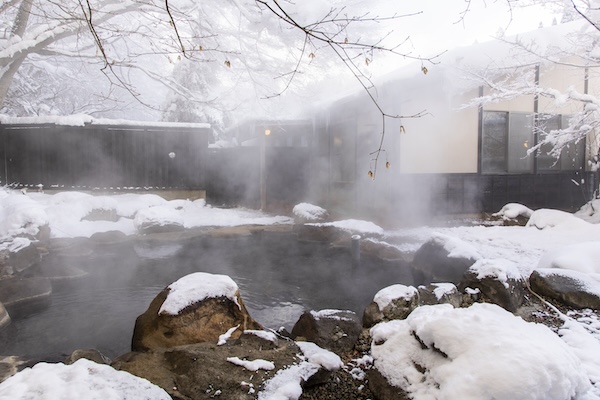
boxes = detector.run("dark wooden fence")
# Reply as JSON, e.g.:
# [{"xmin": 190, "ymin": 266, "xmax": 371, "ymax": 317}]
[
  {"xmin": 206, "ymin": 146, "xmax": 310, "ymax": 210},
  {"xmin": 0, "ymin": 122, "xmax": 210, "ymax": 190}
]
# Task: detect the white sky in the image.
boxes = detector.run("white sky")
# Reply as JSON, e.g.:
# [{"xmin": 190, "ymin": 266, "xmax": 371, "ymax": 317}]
[{"xmin": 359, "ymin": 0, "xmax": 561, "ymax": 76}]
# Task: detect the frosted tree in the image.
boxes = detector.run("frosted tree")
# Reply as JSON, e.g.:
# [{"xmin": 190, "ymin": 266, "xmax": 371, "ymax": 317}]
[
  {"xmin": 0, "ymin": 0, "xmax": 436, "ymax": 122},
  {"xmin": 467, "ymin": 0, "xmax": 600, "ymax": 171}
]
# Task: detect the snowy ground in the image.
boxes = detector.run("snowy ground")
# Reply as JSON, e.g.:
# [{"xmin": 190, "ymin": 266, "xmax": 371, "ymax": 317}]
[{"xmin": 1, "ymin": 190, "xmax": 600, "ymax": 399}]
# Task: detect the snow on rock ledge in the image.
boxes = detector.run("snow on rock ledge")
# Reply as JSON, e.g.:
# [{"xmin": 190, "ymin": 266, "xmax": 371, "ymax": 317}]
[
  {"xmin": 0, "ymin": 358, "xmax": 170, "ymax": 400},
  {"xmin": 370, "ymin": 303, "xmax": 591, "ymax": 400}
]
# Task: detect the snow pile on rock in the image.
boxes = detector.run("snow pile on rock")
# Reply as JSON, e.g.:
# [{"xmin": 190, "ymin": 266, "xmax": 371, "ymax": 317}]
[
  {"xmin": 292, "ymin": 203, "xmax": 328, "ymax": 221},
  {"xmin": 0, "ymin": 358, "xmax": 170, "ymax": 400},
  {"xmin": 527, "ymin": 208, "xmax": 593, "ymax": 230},
  {"xmin": 371, "ymin": 303, "xmax": 591, "ymax": 400},
  {"xmin": 493, "ymin": 202, "xmax": 534, "ymax": 220},
  {"xmin": 158, "ymin": 272, "xmax": 240, "ymax": 315}
]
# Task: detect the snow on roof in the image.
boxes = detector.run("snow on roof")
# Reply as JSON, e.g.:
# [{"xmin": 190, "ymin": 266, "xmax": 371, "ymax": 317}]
[
  {"xmin": 158, "ymin": 272, "xmax": 240, "ymax": 316},
  {"xmin": 0, "ymin": 358, "xmax": 170, "ymax": 400},
  {"xmin": 370, "ymin": 303, "xmax": 591, "ymax": 400},
  {"xmin": 469, "ymin": 258, "xmax": 524, "ymax": 288},
  {"xmin": 373, "ymin": 284, "xmax": 418, "ymax": 310},
  {"xmin": 537, "ymin": 242, "xmax": 600, "ymax": 274},
  {"xmin": 0, "ymin": 113, "xmax": 211, "ymax": 129}
]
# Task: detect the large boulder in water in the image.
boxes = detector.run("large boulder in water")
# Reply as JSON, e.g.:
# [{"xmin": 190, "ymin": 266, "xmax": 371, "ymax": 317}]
[{"xmin": 132, "ymin": 272, "xmax": 262, "ymax": 351}]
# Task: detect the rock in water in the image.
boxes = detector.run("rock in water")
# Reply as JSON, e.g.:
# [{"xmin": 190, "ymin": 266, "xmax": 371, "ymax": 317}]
[{"xmin": 131, "ymin": 272, "xmax": 262, "ymax": 351}]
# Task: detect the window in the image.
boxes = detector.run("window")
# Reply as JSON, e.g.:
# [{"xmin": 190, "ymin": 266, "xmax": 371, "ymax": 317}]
[
  {"xmin": 482, "ymin": 111, "xmax": 583, "ymax": 174},
  {"xmin": 537, "ymin": 115, "xmax": 585, "ymax": 172},
  {"xmin": 482, "ymin": 111, "xmax": 533, "ymax": 174}
]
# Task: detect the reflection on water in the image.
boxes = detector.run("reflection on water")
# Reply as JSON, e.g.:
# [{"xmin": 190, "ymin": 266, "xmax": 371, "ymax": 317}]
[{"xmin": 0, "ymin": 231, "xmax": 413, "ymax": 360}]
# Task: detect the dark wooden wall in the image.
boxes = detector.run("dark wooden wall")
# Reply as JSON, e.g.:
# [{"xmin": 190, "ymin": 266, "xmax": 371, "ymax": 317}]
[{"xmin": 0, "ymin": 123, "xmax": 210, "ymax": 190}]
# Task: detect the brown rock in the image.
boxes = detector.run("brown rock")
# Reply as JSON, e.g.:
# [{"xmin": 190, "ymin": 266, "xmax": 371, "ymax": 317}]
[
  {"xmin": 291, "ymin": 309, "xmax": 361, "ymax": 356},
  {"xmin": 363, "ymin": 287, "xmax": 419, "ymax": 328},
  {"xmin": 114, "ymin": 339, "xmax": 301, "ymax": 400},
  {"xmin": 132, "ymin": 287, "xmax": 262, "ymax": 352}
]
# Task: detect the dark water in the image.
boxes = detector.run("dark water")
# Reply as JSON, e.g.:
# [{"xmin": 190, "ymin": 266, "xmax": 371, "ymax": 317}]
[{"xmin": 0, "ymin": 231, "xmax": 414, "ymax": 361}]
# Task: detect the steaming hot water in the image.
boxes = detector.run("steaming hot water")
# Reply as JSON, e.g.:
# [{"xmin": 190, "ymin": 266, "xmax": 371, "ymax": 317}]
[{"xmin": 0, "ymin": 231, "xmax": 413, "ymax": 361}]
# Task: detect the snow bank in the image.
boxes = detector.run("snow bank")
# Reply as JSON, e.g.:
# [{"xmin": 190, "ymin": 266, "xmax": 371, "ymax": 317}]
[
  {"xmin": 493, "ymin": 202, "xmax": 534, "ymax": 220},
  {"xmin": 370, "ymin": 303, "xmax": 591, "ymax": 400},
  {"xmin": 373, "ymin": 284, "xmax": 418, "ymax": 310},
  {"xmin": 0, "ymin": 358, "xmax": 170, "ymax": 400},
  {"xmin": 527, "ymin": 208, "xmax": 592, "ymax": 230},
  {"xmin": 158, "ymin": 272, "xmax": 240, "ymax": 315},
  {"xmin": 292, "ymin": 203, "xmax": 328, "ymax": 221},
  {"xmin": 537, "ymin": 242, "xmax": 600, "ymax": 274},
  {"xmin": 0, "ymin": 189, "xmax": 291, "ymax": 250}
]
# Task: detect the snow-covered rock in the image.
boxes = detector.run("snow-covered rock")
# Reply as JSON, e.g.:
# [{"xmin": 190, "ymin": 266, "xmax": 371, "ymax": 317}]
[
  {"xmin": 526, "ymin": 208, "xmax": 592, "ymax": 230},
  {"xmin": 370, "ymin": 303, "xmax": 591, "ymax": 400},
  {"xmin": 411, "ymin": 233, "xmax": 482, "ymax": 284},
  {"xmin": 291, "ymin": 309, "xmax": 361, "ymax": 356},
  {"xmin": 460, "ymin": 258, "xmax": 527, "ymax": 312},
  {"xmin": 530, "ymin": 268, "xmax": 600, "ymax": 310},
  {"xmin": 292, "ymin": 203, "xmax": 328, "ymax": 222},
  {"xmin": 132, "ymin": 272, "xmax": 262, "ymax": 351},
  {"xmin": 493, "ymin": 202, "xmax": 534, "ymax": 223},
  {"xmin": 0, "ymin": 358, "xmax": 171, "ymax": 400}
]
